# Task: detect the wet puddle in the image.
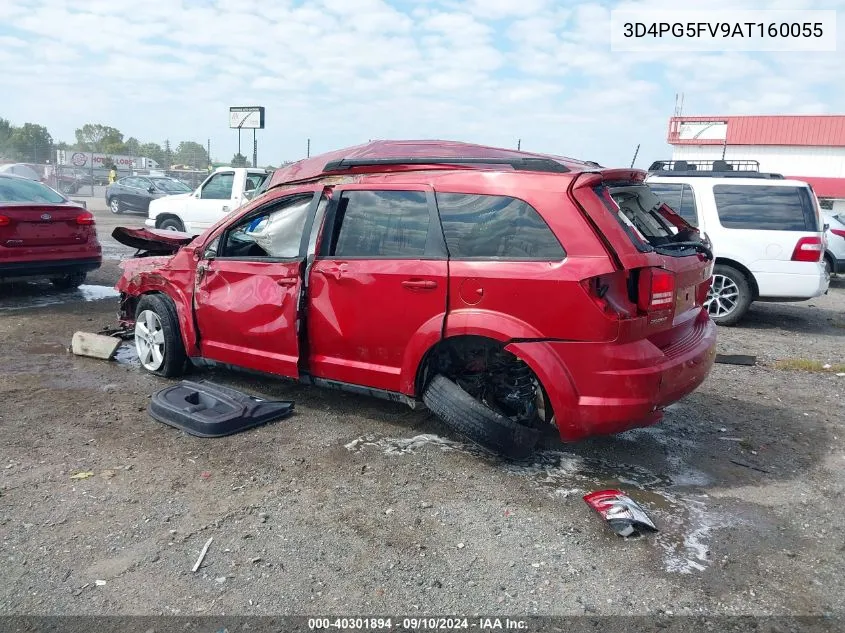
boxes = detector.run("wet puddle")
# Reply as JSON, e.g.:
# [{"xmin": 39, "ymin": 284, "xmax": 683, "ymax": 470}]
[
  {"xmin": 345, "ymin": 408, "xmax": 734, "ymax": 576},
  {"xmin": 114, "ymin": 344, "xmax": 140, "ymax": 366},
  {"xmin": 0, "ymin": 284, "xmax": 119, "ymax": 311}
]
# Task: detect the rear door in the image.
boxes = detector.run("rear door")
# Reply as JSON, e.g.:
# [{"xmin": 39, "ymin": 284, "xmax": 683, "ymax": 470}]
[
  {"xmin": 193, "ymin": 187, "xmax": 322, "ymax": 377},
  {"xmin": 306, "ymin": 185, "xmax": 448, "ymax": 392}
]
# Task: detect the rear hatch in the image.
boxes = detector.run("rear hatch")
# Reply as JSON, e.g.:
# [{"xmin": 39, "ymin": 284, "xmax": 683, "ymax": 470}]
[
  {"xmin": 568, "ymin": 169, "xmax": 714, "ymax": 339},
  {"xmin": 0, "ymin": 203, "xmax": 95, "ymax": 249}
]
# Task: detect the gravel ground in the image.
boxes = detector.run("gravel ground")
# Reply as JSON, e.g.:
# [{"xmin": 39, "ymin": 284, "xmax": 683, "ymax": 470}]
[{"xmin": 1, "ymin": 216, "xmax": 843, "ymax": 618}]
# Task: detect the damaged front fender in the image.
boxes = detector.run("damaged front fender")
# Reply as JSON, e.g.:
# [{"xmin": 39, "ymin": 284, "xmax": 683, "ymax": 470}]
[{"xmin": 115, "ymin": 247, "xmax": 200, "ymax": 356}]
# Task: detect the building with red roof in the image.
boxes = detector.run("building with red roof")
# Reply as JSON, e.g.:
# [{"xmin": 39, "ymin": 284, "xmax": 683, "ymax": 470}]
[{"xmin": 667, "ymin": 115, "xmax": 845, "ymax": 208}]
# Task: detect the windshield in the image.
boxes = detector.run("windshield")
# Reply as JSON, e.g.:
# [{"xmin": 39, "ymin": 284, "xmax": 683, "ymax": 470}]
[
  {"xmin": 0, "ymin": 176, "xmax": 66, "ymax": 203},
  {"xmin": 152, "ymin": 178, "xmax": 191, "ymax": 193}
]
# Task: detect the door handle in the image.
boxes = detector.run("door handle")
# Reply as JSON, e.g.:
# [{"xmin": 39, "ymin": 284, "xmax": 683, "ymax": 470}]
[
  {"xmin": 401, "ymin": 279, "xmax": 437, "ymax": 290},
  {"xmin": 276, "ymin": 278, "xmax": 297, "ymax": 287},
  {"xmin": 315, "ymin": 263, "xmax": 348, "ymax": 280}
]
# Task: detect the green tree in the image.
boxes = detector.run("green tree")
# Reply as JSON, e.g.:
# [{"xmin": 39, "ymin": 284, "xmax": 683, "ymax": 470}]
[
  {"xmin": 9, "ymin": 123, "xmax": 53, "ymax": 162},
  {"xmin": 55, "ymin": 141, "xmax": 71, "ymax": 151},
  {"xmin": 173, "ymin": 141, "xmax": 209, "ymax": 169},
  {"xmin": 74, "ymin": 123, "xmax": 124, "ymax": 153},
  {"xmin": 138, "ymin": 142, "xmax": 165, "ymax": 165},
  {"xmin": 124, "ymin": 137, "xmax": 140, "ymax": 156},
  {"xmin": 0, "ymin": 118, "xmax": 14, "ymax": 157},
  {"xmin": 231, "ymin": 153, "xmax": 249, "ymax": 167}
]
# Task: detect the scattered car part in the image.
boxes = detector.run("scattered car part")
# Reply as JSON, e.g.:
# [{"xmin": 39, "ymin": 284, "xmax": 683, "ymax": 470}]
[
  {"xmin": 192, "ymin": 537, "xmax": 213, "ymax": 572},
  {"xmin": 70, "ymin": 331, "xmax": 121, "ymax": 360},
  {"xmin": 422, "ymin": 374, "xmax": 540, "ymax": 459},
  {"xmin": 583, "ymin": 489, "xmax": 658, "ymax": 537},
  {"xmin": 148, "ymin": 380, "xmax": 294, "ymax": 438},
  {"xmin": 715, "ymin": 354, "xmax": 757, "ymax": 366}
]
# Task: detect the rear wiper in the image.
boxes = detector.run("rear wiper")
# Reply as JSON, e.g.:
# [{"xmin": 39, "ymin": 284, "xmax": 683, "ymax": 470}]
[{"xmin": 656, "ymin": 240, "xmax": 713, "ymax": 260}]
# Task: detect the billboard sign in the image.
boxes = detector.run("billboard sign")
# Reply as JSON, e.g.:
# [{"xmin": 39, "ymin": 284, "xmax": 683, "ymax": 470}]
[
  {"xmin": 56, "ymin": 151, "xmax": 158, "ymax": 169},
  {"xmin": 229, "ymin": 106, "xmax": 265, "ymax": 129}
]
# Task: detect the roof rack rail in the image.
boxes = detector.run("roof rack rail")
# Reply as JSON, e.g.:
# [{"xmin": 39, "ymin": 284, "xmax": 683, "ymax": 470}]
[
  {"xmin": 647, "ymin": 159, "xmax": 783, "ymax": 179},
  {"xmin": 322, "ymin": 156, "xmax": 571, "ymax": 174}
]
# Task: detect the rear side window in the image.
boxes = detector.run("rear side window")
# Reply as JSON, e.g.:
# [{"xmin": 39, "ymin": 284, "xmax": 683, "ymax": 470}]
[
  {"xmin": 330, "ymin": 190, "xmax": 430, "ymax": 258},
  {"xmin": 647, "ymin": 183, "xmax": 699, "ymax": 227},
  {"xmin": 714, "ymin": 185, "xmax": 819, "ymax": 231},
  {"xmin": 435, "ymin": 193, "xmax": 565, "ymax": 260}
]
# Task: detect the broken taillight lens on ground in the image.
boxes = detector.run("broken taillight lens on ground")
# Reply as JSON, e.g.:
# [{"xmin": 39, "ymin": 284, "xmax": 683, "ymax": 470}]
[{"xmin": 583, "ymin": 489, "xmax": 658, "ymax": 537}]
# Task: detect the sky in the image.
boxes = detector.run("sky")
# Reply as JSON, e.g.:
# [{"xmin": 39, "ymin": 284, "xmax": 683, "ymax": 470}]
[{"xmin": 1, "ymin": 0, "xmax": 843, "ymax": 168}]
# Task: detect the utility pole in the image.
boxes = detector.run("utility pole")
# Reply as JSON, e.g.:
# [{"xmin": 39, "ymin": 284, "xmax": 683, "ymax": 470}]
[
  {"xmin": 253, "ymin": 129, "xmax": 257, "ymax": 168},
  {"xmin": 307, "ymin": 138, "xmax": 311, "ymax": 158},
  {"xmin": 517, "ymin": 139, "xmax": 521, "ymax": 150},
  {"xmin": 207, "ymin": 138, "xmax": 211, "ymax": 170}
]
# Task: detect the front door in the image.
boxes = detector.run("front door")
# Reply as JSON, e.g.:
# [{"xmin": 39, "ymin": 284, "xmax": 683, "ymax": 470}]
[
  {"xmin": 306, "ymin": 185, "xmax": 448, "ymax": 393},
  {"xmin": 193, "ymin": 188, "xmax": 321, "ymax": 377}
]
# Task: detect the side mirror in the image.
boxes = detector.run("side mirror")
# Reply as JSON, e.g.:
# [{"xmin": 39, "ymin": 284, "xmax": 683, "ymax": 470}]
[
  {"xmin": 148, "ymin": 186, "xmax": 156, "ymax": 194},
  {"xmin": 203, "ymin": 247, "xmax": 217, "ymax": 260}
]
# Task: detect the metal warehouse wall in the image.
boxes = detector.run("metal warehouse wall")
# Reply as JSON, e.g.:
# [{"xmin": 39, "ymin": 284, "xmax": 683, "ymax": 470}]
[{"xmin": 669, "ymin": 145, "xmax": 845, "ymax": 178}]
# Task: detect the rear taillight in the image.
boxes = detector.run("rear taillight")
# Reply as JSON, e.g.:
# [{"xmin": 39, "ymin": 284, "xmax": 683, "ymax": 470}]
[
  {"xmin": 76, "ymin": 212, "xmax": 95, "ymax": 226},
  {"xmin": 0, "ymin": 215, "xmax": 9, "ymax": 227},
  {"xmin": 831, "ymin": 228, "xmax": 845, "ymax": 239},
  {"xmin": 637, "ymin": 267, "xmax": 675, "ymax": 312},
  {"xmin": 791, "ymin": 236, "xmax": 823, "ymax": 262}
]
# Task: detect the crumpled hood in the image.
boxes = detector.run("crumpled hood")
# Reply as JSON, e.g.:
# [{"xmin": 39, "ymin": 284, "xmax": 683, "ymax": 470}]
[{"xmin": 112, "ymin": 226, "xmax": 194, "ymax": 254}]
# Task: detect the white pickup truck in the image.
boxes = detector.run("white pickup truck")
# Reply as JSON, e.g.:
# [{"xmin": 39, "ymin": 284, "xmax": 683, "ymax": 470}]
[{"xmin": 146, "ymin": 167, "xmax": 269, "ymax": 234}]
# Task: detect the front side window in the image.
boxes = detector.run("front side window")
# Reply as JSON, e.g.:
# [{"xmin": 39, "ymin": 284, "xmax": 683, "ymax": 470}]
[
  {"xmin": 647, "ymin": 183, "xmax": 699, "ymax": 227},
  {"xmin": 435, "ymin": 193, "xmax": 565, "ymax": 259},
  {"xmin": 218, "ymin": 194, "xmax": 312, "ymax": 259},
  {"xmin": 201, "ymin": 172, "xmax": 235, "ymax": 200},
  {"xmin": 714, "ymin": 185, "xmax": 819, "ymax": 231},
  {"xmin": 328, "ymin": 190, "xmax": 430, "ymax": 258}
]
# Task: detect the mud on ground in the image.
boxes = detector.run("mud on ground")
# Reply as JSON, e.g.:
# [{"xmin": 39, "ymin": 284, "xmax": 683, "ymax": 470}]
[{"xmin": 1, "ymin": 244, "xmax": 844, "ymax": 616}]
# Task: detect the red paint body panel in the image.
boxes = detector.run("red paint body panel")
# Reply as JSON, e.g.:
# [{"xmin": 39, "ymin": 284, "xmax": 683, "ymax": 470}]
[
  {"xmin": 194, "ymin": 259, "xmax": 303, "ymax": 377},
  {"xmin": 668, "ymin": 115, "xmax": 845, "ymax": 147},
  {"xmin": 115, "ymin": 140, "xmax": 718, "ymax": 444},
  {"xmin": 307, "ymin": 258, "xmax": 448, "ymax": 392}
]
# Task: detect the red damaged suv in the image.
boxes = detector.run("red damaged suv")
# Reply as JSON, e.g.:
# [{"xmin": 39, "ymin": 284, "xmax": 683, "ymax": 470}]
[{"xmin": 114, "ymin": 141, "xmax": 717, "ymax": 456}]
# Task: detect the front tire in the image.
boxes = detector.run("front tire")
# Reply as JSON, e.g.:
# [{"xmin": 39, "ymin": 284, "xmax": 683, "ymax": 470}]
[
  {"xmin": 134, "ymin": 294, "xmax": 188, "ymax": 377},
  {"xmin": 158, "ymin": 217, "xmax": 185, "ymax": 232},
  {"xmin": 422, "ymin": 374, "xmax": 540, "ymax": 459},
  {"xmin": 705, "ymin": 264, "xmax": 752, "ymax": 326},
  {"xmin": 109, "ymin": 197, "xmax": 123, "ymax": 214}
]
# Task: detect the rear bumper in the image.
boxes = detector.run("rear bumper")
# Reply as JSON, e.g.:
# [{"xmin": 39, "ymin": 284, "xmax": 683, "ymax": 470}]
[
  {"xmin": 507, "ymin": 310, "xmax": 717, "ymax": 442},
  {"xmin": 0, "ymin": 257, "xmax": 102, "ymax": 280}
]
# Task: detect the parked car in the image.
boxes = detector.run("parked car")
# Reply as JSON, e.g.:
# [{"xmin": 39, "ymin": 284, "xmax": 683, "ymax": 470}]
[
  {"xmin": 647, "ymin": 160, "xmax": 829, "ymax": 325},
  {"xmin": 0, "ymin": 163, "xmax": 42, "ymax": 180},
  {"xmin": 822, "ymin": 210, "xmax": 845, "ymax": 276},
  {"xmin": 0, "ymin": 173, "xmax": 101, "ymax": 288},
  {"xmin": 106, "ymin": 176, "xmax": 192, "ymax": 215},
  {"xmin": 146, "ymin": 167, "xmax": 269, "ymax": 233},
  {"xmin": 113, "ymin": 140, "xmax": 717, "ymax": 457}
]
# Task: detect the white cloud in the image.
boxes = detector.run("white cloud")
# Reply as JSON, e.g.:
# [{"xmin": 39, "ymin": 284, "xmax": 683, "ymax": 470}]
[{"xmin": 0, "ymin": 0, "xmax": 843, "ymax": 167}]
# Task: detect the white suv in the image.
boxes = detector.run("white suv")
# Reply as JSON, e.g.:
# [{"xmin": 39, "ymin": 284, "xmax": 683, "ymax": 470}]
[{"xmin": 647, "ymin": 160, "xmax": 829, "ymax": 325}]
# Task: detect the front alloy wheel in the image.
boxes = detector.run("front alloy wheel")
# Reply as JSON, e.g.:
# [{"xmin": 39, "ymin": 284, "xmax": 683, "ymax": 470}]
[{"xmin": 135, "ymin": 309, "xmax": 166, "ymax": 372}]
